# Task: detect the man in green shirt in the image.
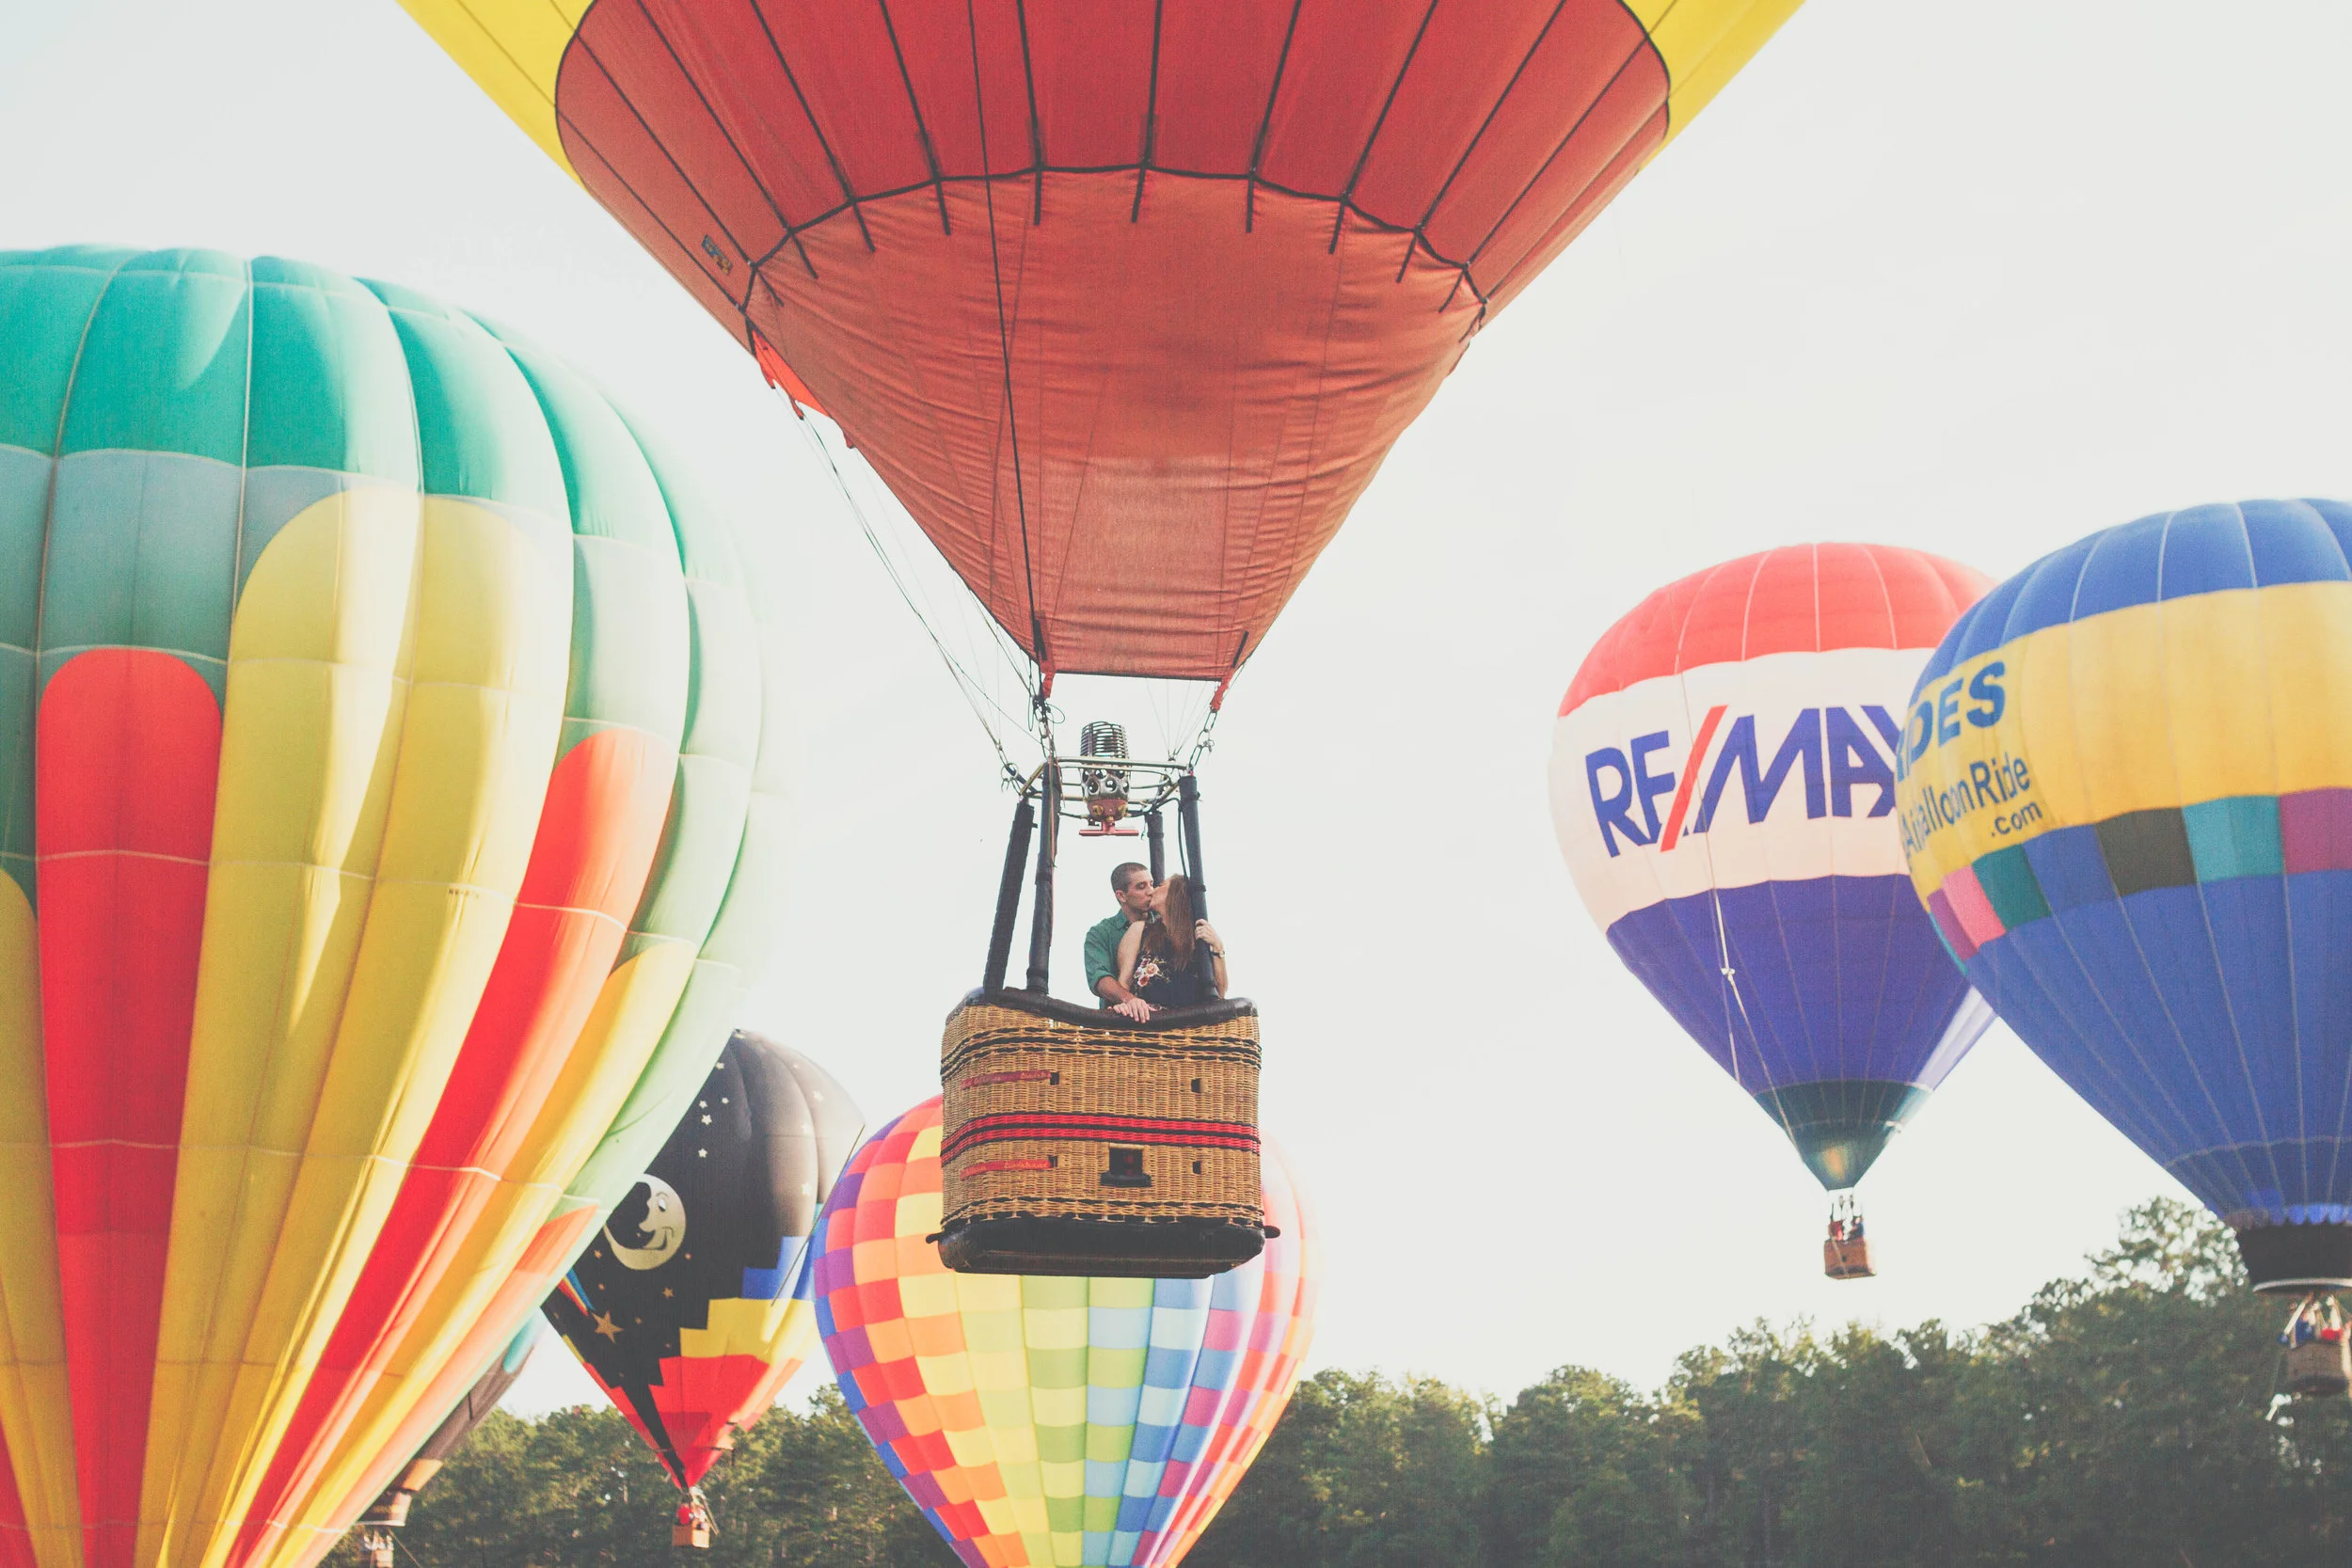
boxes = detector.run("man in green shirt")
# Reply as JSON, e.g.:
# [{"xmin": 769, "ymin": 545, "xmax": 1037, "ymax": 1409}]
[{"xmin": 1085, "ymin": 862, "xmax": 1156, "ymax": 1021}]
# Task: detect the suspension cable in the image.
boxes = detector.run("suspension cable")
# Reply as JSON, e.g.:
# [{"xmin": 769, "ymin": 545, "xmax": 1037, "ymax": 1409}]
[
  {"xmin": 964, "ymin": 0, "xmax": 1048, "ymax": 700},
  {"xmin": 781, "ymin": 396, "xmax": 1028, "ymax": 782}
]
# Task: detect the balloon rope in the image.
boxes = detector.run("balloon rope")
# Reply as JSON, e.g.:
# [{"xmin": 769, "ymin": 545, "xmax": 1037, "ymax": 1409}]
[
  {"xmin": 784, "ymin": 399, "xmax": 1027, "ymax": 780},
  {"xmin": 964, "ymin": 0, "xmax": 1049, "ymax": 718}
]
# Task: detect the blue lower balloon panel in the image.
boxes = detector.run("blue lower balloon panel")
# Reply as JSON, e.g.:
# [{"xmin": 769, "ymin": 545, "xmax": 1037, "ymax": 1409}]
[
  {"xmin": 1606, "ymin": 875, "xmax": 1981, "ymax": 1187},
  {"xmin": 1964, "ymin": 867, "xmax": 2352, "ymax": 1223}
]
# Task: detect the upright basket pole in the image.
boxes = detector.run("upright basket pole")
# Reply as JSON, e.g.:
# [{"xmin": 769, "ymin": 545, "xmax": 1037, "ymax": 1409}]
[
  {"xmin": 982, "ymin": 791, "xmax": 1036, "ymax": 992},
  {"xmin": 1177, "ymin": 771, "xmax": 1208, "ymax": 921},
  {"xmin": 1145, "ymin": 808, "xmax": 1166, "ymax": 883},
  {"xmin": 1025, "ymin": 759, "xmax": 1060, "ymax": 992}
]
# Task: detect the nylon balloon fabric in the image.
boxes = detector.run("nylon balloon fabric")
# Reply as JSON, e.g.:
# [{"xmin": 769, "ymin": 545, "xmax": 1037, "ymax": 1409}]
[
  {"xmin": 361, "ymin": 1320, "xmax": 544, "ymax": 1527},
  {"xmin": 1898, "ymin": 501, "xmax": 2352, "ymax": 1279},
  {"xmin": 284, "ymin": 421, "xmax": 800, "ymax": 1568},
  {"xmin": 1552, "ymin": 546, "xmax": 1996, "ymax": 1190},
  {"xmin": 544, "ymin": 1032, "xmax": 865, "ymax": 1488},
  {"xmin": 814, "ymin": 1099, "xmax": 1316, "ymax": 1568},
  {"xmin": 0, "ymin": 246, "xmax": 792, "ymax": 1568},
  {"xmin": 398, "ymin": 0, "xmax": 1802, "ymax": 681}
]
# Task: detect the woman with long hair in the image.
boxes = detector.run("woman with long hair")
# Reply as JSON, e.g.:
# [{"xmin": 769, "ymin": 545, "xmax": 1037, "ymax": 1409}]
[{"xmin": 1114, "ymin": 874, "xmax": 1228, "ymax": 1012}]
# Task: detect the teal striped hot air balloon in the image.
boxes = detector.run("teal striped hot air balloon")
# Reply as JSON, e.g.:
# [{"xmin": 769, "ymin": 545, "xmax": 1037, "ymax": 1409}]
[{"xmin": 0, "ymin": 245, "xmax": 792, "ymax": 1568}]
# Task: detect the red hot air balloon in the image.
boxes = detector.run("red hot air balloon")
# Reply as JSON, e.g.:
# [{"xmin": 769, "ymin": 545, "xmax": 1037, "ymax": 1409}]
[
  {"xmin": 401, "ymin": 0, "xmax": 1805, "ymax": 683},
  {"xmin": 398, "ymin": 0, "xmax": 1808, "ymax": 1280}
]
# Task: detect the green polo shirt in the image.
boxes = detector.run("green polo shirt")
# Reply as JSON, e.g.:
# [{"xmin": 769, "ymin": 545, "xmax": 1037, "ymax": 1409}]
[{"xmin": 1084, "ymin": 913, "xmax": 1136, "ymax": 1004}]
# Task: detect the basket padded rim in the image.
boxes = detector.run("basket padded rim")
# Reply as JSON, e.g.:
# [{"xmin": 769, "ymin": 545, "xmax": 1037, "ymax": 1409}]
[{"xmin": 951, "ymin": 987, "xmax": 1257, "ymax": 1031}]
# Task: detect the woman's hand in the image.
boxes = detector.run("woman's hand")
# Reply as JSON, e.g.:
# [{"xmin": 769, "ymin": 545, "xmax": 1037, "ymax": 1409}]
[
  {"xmin": 1112, "ymin": 995, "xmax": 1154, "ymax": 1022},
  {"xmin": 1195, "ymin": 921, "xmax": 1224, "ymax": 956}
]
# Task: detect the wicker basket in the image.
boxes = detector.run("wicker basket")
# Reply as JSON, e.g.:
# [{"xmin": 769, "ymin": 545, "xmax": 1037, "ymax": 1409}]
[
  {"xmin": 937, "ymin": 990, "xmax": 1264, "ymax": 1276},
  {"xmin": 1823, "ymin": 1236, "xmax": 1875, "ymax": 1281},
  {"xmin": 2286, "ymin": 1337, "xmax": 2352, "ymax": 1399}
]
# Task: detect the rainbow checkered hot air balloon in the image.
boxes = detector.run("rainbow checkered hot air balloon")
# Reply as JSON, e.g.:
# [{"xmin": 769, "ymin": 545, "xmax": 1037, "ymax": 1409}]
[
  {"xmin": 0, "ymin": 246, "xmax": 792, "ymax": 1568},
  {"xmin": 1552, "ymin": 546, "xmax": 1995, "ymax": 1266},
  {"xmin": 1899, "ymin": 501, "xmax": 2352, "ymax": 1301},
  {"xmin": 813, "ymin": 1100, "xmax": 1316, "ymax": 1568}
]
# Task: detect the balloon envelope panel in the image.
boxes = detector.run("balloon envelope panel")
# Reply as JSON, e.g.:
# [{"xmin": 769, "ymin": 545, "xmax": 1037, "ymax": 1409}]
[
  {"xmin": 0, "ymin": 246, "xmax": 786, "ymax": 1568},
  {"xmin": 1553, "ymin": 545, "xmax": 1994, "ymax": 1188},
  {"xmin": 813, "ymin": 1099, "xmax": 1317, "ymax": 1568},
  {"xmin": 273, "ymin": 468, "xmax": 797, "ymax": 1568},
  {"xmin": 1899, "ymin": 500, "xmax": 2352, "ymax": 1233},
  {"xmin": 544, "ymin": 1033, "xmax": 866, "ymax": 1489},
  {"xmin": 368, "ymin": 1319, "xmax": 543, "ymax": 1516},
  {"xmin": 398, "ymin": 0, "xmax": 1802, "ymax": 680}
]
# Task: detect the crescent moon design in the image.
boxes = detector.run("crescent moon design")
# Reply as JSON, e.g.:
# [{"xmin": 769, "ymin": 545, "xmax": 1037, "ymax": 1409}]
[{"xmin": 605, "ymin": 1175, "xmax": 687, "ymax": 1271}]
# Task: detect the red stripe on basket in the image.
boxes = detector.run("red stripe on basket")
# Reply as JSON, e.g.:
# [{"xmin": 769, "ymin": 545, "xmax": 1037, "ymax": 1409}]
[
  {"xmin": 950, "ymin": 1115, "xmax": 1256, "ymax": 1140},
  {"xmin": 946, "ymin": 1130, "xmax": 1259, "ymax": 1161},
  {"xmin": 956, "ymin": 1112, "xmax": 1252, "ymax": 1135},
  {"xmin": 944, "ymin": 1112, "xmax": 1259, "ymax": 1160},
  {"xmin": 959, "ymin": 1069, "xmax": 1057, "ymax": 1088},
  {"xmin": 959, "ymin": 1158, "xmax": 1056, "ymax": 1175}
]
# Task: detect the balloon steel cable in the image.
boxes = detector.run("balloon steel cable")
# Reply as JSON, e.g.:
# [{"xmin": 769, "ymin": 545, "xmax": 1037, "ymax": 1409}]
[
  {"xmin": 1663, "ymin": 562, "xmax": 1774, "ymax": 1124},
  {"xmin": 964, "ymin": 0, "xmax": 1048, "ymax": 721},
  {"xmin": 780, "ymin": 397, "xmax": 1029, "ymax": 781}
]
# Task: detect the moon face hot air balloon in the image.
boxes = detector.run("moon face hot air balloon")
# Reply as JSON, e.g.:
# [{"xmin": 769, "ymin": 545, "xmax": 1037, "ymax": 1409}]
[
  {"xmin": 1898, "ymin": 501, "xmax": 2352, "ymax": 1320},
  {"xmin": 1552, "ymin": 546, "xmax": 1995, "ymax": 1273},
  {"xmin": 401, "ymin": 0, "xmax": 1804, "ymax": 682},
  {"xmin": 813, "ymin": 1098, "xmax": 1317, "ymax": 1568},
  {"xmin": 543, "ymin": 1032, "xmax": 865, "ymax": 1525},
  {"xmin": 0, "ymin": 245, "xmax": 790, "ymax": 1568}
]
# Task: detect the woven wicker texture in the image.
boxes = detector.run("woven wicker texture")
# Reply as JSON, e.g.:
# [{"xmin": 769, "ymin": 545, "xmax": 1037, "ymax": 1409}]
[{"xmin": 941, "ymin": 1002, "xmax": 1261, "ymax": 1228}]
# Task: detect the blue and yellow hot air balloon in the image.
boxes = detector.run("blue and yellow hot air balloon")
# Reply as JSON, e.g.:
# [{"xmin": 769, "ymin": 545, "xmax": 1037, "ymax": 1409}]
[{"xmin": 1899, "ymin": 500, "xmax": 2352, "ymax": 1322}]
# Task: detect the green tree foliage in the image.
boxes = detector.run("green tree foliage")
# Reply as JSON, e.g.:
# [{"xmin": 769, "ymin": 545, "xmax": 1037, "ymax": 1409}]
[
  {"xmin": 331, "ymin": 1387, "xmax": 957, "ymax": 1568},
  {"xmin": 1192, "ymin": 1201, "xmax": 2352, "ymax": 1568},
  {"xmin": 335, "ymin": 1204, "xmax": 2352, "ymax": 1567},
  {"xmin": 1185, "ymin": 1370, "xmax": 1488, "ymax": 1568}
]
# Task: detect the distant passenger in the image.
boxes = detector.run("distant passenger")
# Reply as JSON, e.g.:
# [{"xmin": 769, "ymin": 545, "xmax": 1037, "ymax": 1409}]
[
  {"xmin": 1118, "ymin": 873, "xmax": 1228, "ymax": 1012},
  {"xmin": 1087, "ymin": 862, "xmax": 1157, "ymax": 1022}
]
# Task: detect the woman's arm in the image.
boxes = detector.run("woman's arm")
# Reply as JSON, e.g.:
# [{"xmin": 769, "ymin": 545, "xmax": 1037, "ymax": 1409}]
[
  {"xmin": 1107, "ymin": 922, "xmax": 1152, "ymax": 1021},
  {"xmin": 1196, "ymin": 922, "xmax": 1228, "ymax": 997}
]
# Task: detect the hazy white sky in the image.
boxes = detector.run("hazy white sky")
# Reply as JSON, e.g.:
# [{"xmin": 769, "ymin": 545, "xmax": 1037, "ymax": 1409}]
[{"xmin": 8, "ymin": 0, "xmax": 2352, "ymax": 1419}]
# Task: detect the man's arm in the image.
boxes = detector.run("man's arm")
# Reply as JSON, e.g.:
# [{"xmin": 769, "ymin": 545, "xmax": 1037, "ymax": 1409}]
[
  {"xmin": 1088, "ymin": 919, "xmax": 1152, "ymax": 1021},
  {"xmin": 1085, "ymin": 922, "xmax": 1136, "ymax": 1002}
]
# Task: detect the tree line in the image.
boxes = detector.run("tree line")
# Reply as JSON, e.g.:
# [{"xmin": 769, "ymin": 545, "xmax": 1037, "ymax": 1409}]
[{"xmin": 354, "ymin": 1201, "xmax": 2350, "ymax": 1568}]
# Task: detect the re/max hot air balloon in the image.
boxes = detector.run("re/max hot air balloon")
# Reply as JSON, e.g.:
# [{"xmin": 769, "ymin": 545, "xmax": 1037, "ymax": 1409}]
[
  {"xmin": 1552, "ymin": 546, "xmax": 1995, "ymax": 1275},
  {"xmin": 0, "ymin": 245, "xmax": 791, "ymax": 1568},
  {"xmin": 543, "ymin": 1031, "xmax": 864, "ymax": 1545},
  {"xmin": 814, "ymin": 1099, "xmax": 1316, "ymax": 1568},
  {"xmin": 1898, "ymin": 501, "xmax": 2352, "ymax": 1386},
  {"xmin": 349, "ymin": 1321, "xmax": 544, "ymax": 1567},
  {"xmin": 400, "ymin": 0, "xmax": 1807, "ymax": 1277}
]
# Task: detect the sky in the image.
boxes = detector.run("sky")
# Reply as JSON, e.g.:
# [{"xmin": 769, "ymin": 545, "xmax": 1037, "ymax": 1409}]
[{"xmin": 8, "ymin": 0, "xmax": 2352, "ymax": 1421}]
